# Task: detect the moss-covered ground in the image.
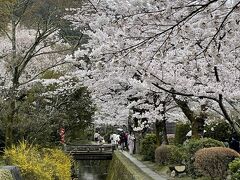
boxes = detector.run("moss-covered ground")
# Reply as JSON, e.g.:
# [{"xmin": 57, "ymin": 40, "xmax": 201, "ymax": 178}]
[{"xmin": 107, "ymin": 151, "xmax": 154, "ymax": 180}]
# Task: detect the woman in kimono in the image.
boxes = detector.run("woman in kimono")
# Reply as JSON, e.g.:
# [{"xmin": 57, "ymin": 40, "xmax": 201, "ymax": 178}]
[{"xmin": 128, "ymin": 132, "xmax": 135, "ymax": 154}]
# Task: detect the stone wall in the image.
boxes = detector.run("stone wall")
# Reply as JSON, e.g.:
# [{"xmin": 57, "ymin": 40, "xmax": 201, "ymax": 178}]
[
  {"xmin": 0, "ymin": 166, "xmax": 22, "ymax": 180},
  {"xmin": 107, "ymin": 151, "xmax": 152, "ymax": 180}
]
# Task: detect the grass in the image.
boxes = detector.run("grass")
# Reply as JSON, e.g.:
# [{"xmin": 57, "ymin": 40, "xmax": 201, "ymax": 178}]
[{"xmin": 0, "ymin": 155, "xmax": 6, "ymax": 166}]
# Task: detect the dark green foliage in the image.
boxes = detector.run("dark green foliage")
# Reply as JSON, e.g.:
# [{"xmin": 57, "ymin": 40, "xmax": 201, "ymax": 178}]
[
  {"xmin": 9, "ymin": 81, "xmax": 95, "ymax": 146},
  {"xmin": 204, "ymin": 120, "xmax": 232, "ymax": 142},
  {"xmin": 167, "ymin": 135, "xmax": 175, "ymax": 145},
  {"xmin": 140, "ymin": 134, "xmax": 157, "ymax": 161},
  {"xmin": 229, "ymin": 158, "xmax": 240, "ymax": 180},
  {"xmin": 185, "ymin": 138, "xmax": 225, "ymax": 156},
  {"xmin": 0, "ymin": 72, "xmax": 95, "ymax": 147},
  {"xmin": 174, "ymin": 122, "xmax": 191, "ymax": 145},
  {"xmin": 155, "ymin": 145, "xmax": 186, "ymax": 165},
  {"xmin": 0, "ymin": 129, "xmax": 5, "ymax": 152}
]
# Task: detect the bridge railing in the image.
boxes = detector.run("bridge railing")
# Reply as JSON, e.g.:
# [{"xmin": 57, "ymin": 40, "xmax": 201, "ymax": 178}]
[{"xmin": 64, "ymin": 144, "xmax": 115, "ymax": 153}]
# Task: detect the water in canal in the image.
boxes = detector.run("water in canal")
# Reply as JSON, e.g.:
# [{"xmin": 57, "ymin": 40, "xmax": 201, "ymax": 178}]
[{"xmin": 73, "ymin": 160, "xmax": 110, "ymax": 180}]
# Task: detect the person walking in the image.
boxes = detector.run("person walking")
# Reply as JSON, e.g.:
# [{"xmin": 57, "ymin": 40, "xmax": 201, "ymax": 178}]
[
  {"xmin": 124, "ymin": 131, "xmax": 129, "ymax": 150},
  {"xmin": 110, "ymin": 133, "xmax": 119, "ymax": 149},
  {"xmin": 119, "ymin": 131, "xmax": 126, "ymax": 151},
  {"xmin": 128, "ymin": 132, "xmax": 135, "ymax": 155},
  {"xmin": 99, "ymin": 136, "xmax": 105, "ymax": 144},
  {"xmin": 229, "ymin": 132, "xmax": 240, "ymax": 152},
  {"xmin": 94, "ymin": 131, "xmax": 100, "ymax": 144}
]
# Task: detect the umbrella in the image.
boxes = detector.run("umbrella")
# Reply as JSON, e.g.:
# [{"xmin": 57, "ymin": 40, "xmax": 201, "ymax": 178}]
[{"xmin": 117, "ymin": 128, "xmax": 123, "ymax": 131}]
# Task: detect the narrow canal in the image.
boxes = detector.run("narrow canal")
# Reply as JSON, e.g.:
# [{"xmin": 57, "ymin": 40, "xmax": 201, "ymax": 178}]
[{"xmin": 74, "ymin": 160, "xmax": 110, "ymax": 180}]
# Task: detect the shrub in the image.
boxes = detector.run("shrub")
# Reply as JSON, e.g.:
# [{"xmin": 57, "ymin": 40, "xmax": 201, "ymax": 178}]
[
  {"xmin": 140, "ymin": 134, "xmax": 157, "ymax": 161},
  {"xmin": 204, "ymin": 120, "xmax": 232, "ymax": 142},
  {"xmin": 194, "ymin": 147, "xmax": 240, "ymax": 179},
  {"xmin": 167, "ymin": 135, "xmax": 175, "ymax": 145},
  {"xmin": 185, "ymin": 138, "xmax": 225, "ymax": 156},
  {"xmin": 229, "ymin": 158, "xmax": 240, "ymax": 180},
  {"xmin": 4, "ymin": 141, "xmax": 72, "ymax": 180},
  {"xmin": 174, "ymin": 123, "xmax": 191, "ymax": 145},
  {"xmin": 184, "ymin": 138, "xmax": 225, "ymax": 176},
  {"xmin": 155, "ymin": 145, "xmax": 186, "ymax": 165}
]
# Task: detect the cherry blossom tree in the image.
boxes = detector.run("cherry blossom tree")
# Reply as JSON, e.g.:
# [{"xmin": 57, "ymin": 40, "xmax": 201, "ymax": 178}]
[
  {"xmin": 67, "ymin": 52, "xmax": 185, "ymax": 145},
  {"xmin": 66, "ymin": 0, "xmax": 240, "ymax": 138}
]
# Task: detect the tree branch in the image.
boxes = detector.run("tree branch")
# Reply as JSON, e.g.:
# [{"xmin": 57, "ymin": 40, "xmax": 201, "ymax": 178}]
[{"xmin": 19, "ymin": 60, "xmax": 70, "ymax": 86}]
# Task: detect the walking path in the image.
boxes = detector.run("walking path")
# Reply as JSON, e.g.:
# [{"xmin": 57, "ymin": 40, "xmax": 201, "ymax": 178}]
[{"xmin": 121, "ymin": 151, "xmax": 167, "ymax": 180}]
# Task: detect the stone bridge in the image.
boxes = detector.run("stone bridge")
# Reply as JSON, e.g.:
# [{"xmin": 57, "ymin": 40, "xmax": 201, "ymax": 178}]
[{"xmin": 64, "ymin": 144, "xmax": 115, "ymax": 160}]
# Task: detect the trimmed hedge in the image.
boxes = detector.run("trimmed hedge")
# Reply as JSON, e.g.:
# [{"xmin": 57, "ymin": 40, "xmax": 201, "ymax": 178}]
[
  {"xmin": 155, "ymin": 145, "xmax": 186, "ymax": 165},
  {"xmin": 194, "ymin": 147, "xmax": 240, "ymax": 179},
  {"xmin": 184, "ymin": 138, "xmax": 225, "ymax": 176},
  {"xmin": 140, "ymin": 134, "xmax": 157, "ymax": 161}
]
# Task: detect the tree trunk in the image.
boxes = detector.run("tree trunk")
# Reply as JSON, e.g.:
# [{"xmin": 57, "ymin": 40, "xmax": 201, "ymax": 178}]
[
  {"xmin": 191, "ymin": 120, "xmax": 200, "ymax": 139},
  {"xmin": 5, "ymin": 99, "xmax": 16, "ymax": 147},
  {"xmin": 5, "ymin": 14, "xmax": 18, "ymax": 148},
  {"xmin": 161, "ymin": 119, "xmax": 169, "ymax": 145},
  {"xmin": 134, "ymin": 132, "xmax": 141, "ymax": 154},
  {"xmin": 172, "ymin": 96, "xmax": 207, "ymax": 139},
  {"xmin": 218, "ymin": 94, "xmax": 240, "ymax": 135},
  {"xmin": 214, "ymin": 66, "xmax": 240, "ymax": 135},
  {"xmin": 173, "ymin": 96, "xmax": 200, "ymax": 139},
  {"xmin": 155, "ymin": 120, "xmax": 161, "ymax": 146},
  {"xmin": 155, "ymin": 119, "xmax": 169, "ymax": 145},
  {"xmin": 5, "ymin": 122, "xmax": 13, "ymax": 148}
]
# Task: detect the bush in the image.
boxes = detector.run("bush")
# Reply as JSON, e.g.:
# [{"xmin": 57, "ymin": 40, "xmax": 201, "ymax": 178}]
[
  {"xmin": 140, "ymin": 134, "xmax": 157, "ymax": 161},
  {"xmin": 229, "ymin": 158, "xmax": 240, "ymax": 180},
  {"xmin": 184, "ymin": 138, "xmax": 225, "ymax": 176},
  {"xmin": 204, "ymin": 120, "xmax": 232, "ymax": 142},
  {"xmin": 4, "ymin": 141, "xmax": 72, "ymax": 180},
  {"xmin": 174, "ymin": 123, "xmax": 191, "ymax": 145},
  {"xmin": 194, "ymin": 147, "xmax": 240, "ymax": 179},
  {"xmin": 185, "ymin": 138, "xmax": 225, "ymax": 156},
  {"xmin": 167, "ymin": 135, "xmax": 175, "ymax": 145},
  {"xmin": 155, "ymin": 145, "xmax": 186, "ymax": 165}
]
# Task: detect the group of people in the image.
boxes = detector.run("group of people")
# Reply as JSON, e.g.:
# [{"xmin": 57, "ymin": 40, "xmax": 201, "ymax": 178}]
[
  {"xmin": 110, "ymin": 131, "xmax": 135, "ymax": 154},
  {"xmin": 94, "ymin": 130, "xmax": 135, "ymax": 154}
]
